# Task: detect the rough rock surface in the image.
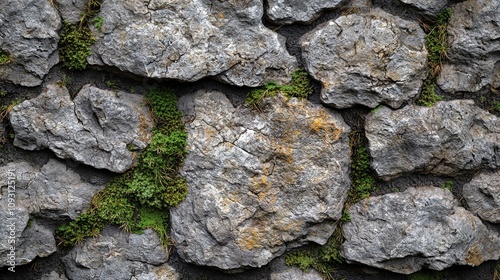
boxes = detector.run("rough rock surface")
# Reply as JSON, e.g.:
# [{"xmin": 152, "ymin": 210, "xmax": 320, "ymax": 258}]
[
  {"xmin": 266, "ymin": 0, "xmax": 346, "ymax": 24},
  {"xmin": 437, "ymin": 0, "xmax": 500, "ymax": 94},
  {"xmin": 0, "ymin": 159, "xmax": 104, "ymax": 267},
  {"xmin": 40, "ymin": 271, "xmax": 69, "ymax": 280},
  {"xmin": 0, "ymin": 0, "xmax": 60, "ymax": 86},
  {"xmin": 398, "ymin": 0, "xmax": 449, "ymax": 16},
  {"xmin": 463, "ymin": 170, "xmax": 500, "ymax": 223},
  {"xmin": 366, "ymin": 100, "xmax": 500, "ymax": 180},
  {"xmin": 63, "ymin": 227, "xmax": 176, "ymax": 280},
  {"xmin": 88, "ymin": 0, "xmax": 297, "ymax": 87},
  {"xmin": 171, "ymin": 90, "xmax": 351, "ymax": 270},
  {"xmin": 301, "ymin": 9, "xmax": 427, "ymax": 108},
  {"xmin": 55, "ymin": 0, "xmax": 87, "ymax": 24},
  {"xmin": 342, "ymin": 186, "xmax": 500, "ymax": 274},
  {"xmin": 10, "ymin": 84, "xmax": 153, "ymax": 173}
]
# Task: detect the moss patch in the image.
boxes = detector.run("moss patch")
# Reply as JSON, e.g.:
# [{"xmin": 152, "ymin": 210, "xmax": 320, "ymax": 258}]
[
  {"xmin": 246, "ymin": 69, "xmax": 313, "ymax": 108},
  {"xmin": 56, "ymin": 87, "xmax": 187, "ymax": 247},
  {"xmin": 0, "ymin": 50, "xmax": 10, "ymax": 65},
  {"xmin": 416, "ymin": 8, "xmax": 452, "ymax": 107}
]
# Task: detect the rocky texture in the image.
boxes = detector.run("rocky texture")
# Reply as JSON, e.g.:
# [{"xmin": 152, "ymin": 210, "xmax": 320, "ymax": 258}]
[
  {"xmin": 0, "ymin": 0, "xmax": 60, "ymax": 86},
  {"xmin": 398, "ymin": 0, "xmax": 449, "ymax": 16},
  {"xmin": 63, "ymin": 227, "xmax": 176, "ymax": 280},
  {"xmin": 171, "ymin": 90, "xmax": 351, "ymax": 270},
  {"xmin": 10, "ymin": 84, "xmax": 153, "ymax": 173},
  {"xmin": 55, "ymin": 0, "xmax": 87, "ymax": 24},
  {"xmin": 437, "ymin": 0, "xmax": 500, "ymax": 94},
  {"xmin": 301, "ymin": 9, "xmax": 427, "ymax": 109},
  {"xmin": 270, "ymin": 264, "xmax": 323, "ymax": 280},
  {"xmin": 463, "ymin": 170, "xmax": 500, "ymax": 223},
  {"xmin": 40, "ymin": 271, "xmax": 69, "ymax": 280},
  {"xmin": 366, "ymin": 100, "xmax": 500, "ymax": 180},
  {"xmin": 89, "ymin": 0, "xmax": 297, "ymax": 87},
  {"xmin": 342, "ymin": 186, "xmax": 500, "ymax": 274},
  {"xmin": 266, "ymin": 0, "xmax": 345, "ymax": 24}
]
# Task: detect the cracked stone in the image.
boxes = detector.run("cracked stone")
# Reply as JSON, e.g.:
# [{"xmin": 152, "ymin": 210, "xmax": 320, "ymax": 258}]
[
  {"xmin": 342, "ymin": 186, "xmax": 500, "ymax": 274},
  {"xmin": 170, "ymin": 90, "xmax": 351, "ymax": 270},
  {"xmin": 9, "ymin": 83, "xmax": 153, "ymax": 173},
  {"xmin": 463, "ymin": 170, "xmax": 500, "ymax": 224},
  {"xmin": 300, "ymin": 8, "xmax": 427, "ymax": 108},
  {"xmin": 366, "ymin": 100, "xmax": 500, "ymax": 180},
  {"xmin": 88, "ymin": 0, "xmax": 297, "ymax": 87}
]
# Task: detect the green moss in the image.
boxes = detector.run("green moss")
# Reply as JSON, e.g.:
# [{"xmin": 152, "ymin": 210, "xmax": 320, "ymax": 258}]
[
  {"xmin": 0, "ymin": 90, "xmax": 7, "ymax": 97},
  {"xmin": 90, "ymin": 16, "xmax": 104, "ymax": 31},
  {"xmin": 0, "ymin": 50, "xmax": 10, "ymax": 65},
  {"xmin": 441, "ymin": 180, "xmax": 453, "ymax": 191},
  {"xmin": 408, "ymin": 270, "xmax": 443, "ymax": 280},
  {"xmin": 416, "ymin": 8, "xmax": 452, "ymax": 107},
  {"xmin": 56, "ymin": 87, "xmax": 187, "ymax": 247},
  {"xmin": 59, "ymin": 21, "xmax": 95, "ymax": 70},
  {"xmin": 246, "ymin": 69, "xmax": 313, "ymax": 108}
]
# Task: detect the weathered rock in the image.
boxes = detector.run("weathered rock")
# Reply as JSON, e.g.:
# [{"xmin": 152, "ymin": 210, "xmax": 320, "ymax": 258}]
[
  {"xmin": 301, "ymin": 9, "xmax": 427, "ymax": 109},
  {"xmin": 269, "ymin": 258, "xmax": 323, "ymax": 280},
  {"xmin": 463, "ymin": 170, "xmax": 500, "ymax": 223},
  {"xmin": 398, "ymin": 0, "xmax": 449, "ymax": 16},
  {"xmin": 88, "ymin": 0, "xmax": 297, "ymax": 87},
  {"xmin": 437, "ymin": 0, "xmax": 500, "ymax": 94},
  {"xmin": 266, "ymin": 0, "xmax": 346, "ymax": 24},
  {"xmin": 40, "ymin": 270, "xmax": 69, "ymax": 280},
  {"xmin": 342, "ymin": 186, "xmax": 500, "ymax": 274},
  {"xmin": 366, "ymin": 100, "xmax": 500, "ymax": 180},
  {"xmin": 63, "ymin": 227, "xmax": 175, "ymax": 280},
  {"xmin": 55, "ymin": 0, "xmax": 87, "ymax": 24},
  {"xmin": 0, "ymin": 0, "xmax": 60, "ymax": 86},
  {"xmin": 10, "ymin": 84, "xmax": 153, "ymax": 173},
  {"xmin": 171, "ymin": 90, "xmax": 351, "ymax": 270}
]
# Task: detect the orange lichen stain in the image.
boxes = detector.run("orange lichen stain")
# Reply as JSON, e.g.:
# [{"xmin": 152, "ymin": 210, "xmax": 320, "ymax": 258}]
[
  {"xmin": 309, "ymin": 110, "xmax": 343, "ymax": 142},
  {"xmin": 465, "ymin": 244, "xmax": 483, "ymax": 266},
  {"xmin": 137, "ymin": 114, "xmax": 152, "ymax": 143},
  {"xmin": 251, "ymin": 174, "xmax": 271, "ymax": 193},
  {"xmin": 218, "ymin": 12, "xmax": 224, "ymax": 19},
  {"xmin": 275, "ymin": 145, "xmax": 294, "ymax": 164},
  {"xmin": 237, "ymin": 226, "xmax": 265, "ymax": 251}
]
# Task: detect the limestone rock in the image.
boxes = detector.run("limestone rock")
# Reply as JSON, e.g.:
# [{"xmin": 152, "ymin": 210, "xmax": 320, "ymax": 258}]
[
  {"xmin": 398, "ymin": 0, "xmax": 449, "ymax": 16},
  {"xmin": 266, "ymin": 0, "xmax": 345, "ymax": 24},
  {"xmin": 463, "ymin": 170, "xmax": 500, "ymax": 223},
  {"xmin": 0, "ymin": 0, "xmax": 60, "ymax": 86},
  {"xmin": 170, "ymin": 90, "xmax": 351, "ymax": 270},
  {"xmin": 40, "ymin": 271, "xmax": 69, "ymax": 280},
  {"xmin": 366, "ymin": 100, "xmax": 500, "ymax": 180},
  {"xmin": 88, "ymin": 0, "xmax": 297, "ymax": 87},
  {"xmin": 63, "ymin": 227, "xmax": 174, "ymax": 280},
  {"xmin": 301, "ymin": 9, "xmax": 427, "ymax": 109},
  {"xmin": 269, "ymin": 258, "xmax": 323, "ymax": 280},
  {"xmin": 55, "ymin": 0, "xmax": 87, "ymax": 24},
  {"xmin": 437, "ymin": 0, "xmax": 500, "ymax": 94},
  {"xmin": 342, "ymin": 186, "xmax": 500, "ymax": 274},
  {"xmin": 10, "ymin": 84, "xmax": 153, "ymax": 173},
  {"xmin": 0, "ymin": 160, "xmax": 104, "ymax": 268}
]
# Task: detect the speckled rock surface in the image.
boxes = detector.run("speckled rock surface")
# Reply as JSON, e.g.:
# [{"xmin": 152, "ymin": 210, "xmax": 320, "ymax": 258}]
[{"xmin": 463, "ymin": 170, "xmax": 500, "ymax": 223}]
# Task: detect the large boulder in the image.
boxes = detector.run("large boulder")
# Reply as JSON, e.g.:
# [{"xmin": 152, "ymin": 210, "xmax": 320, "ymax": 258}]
[
  {"xmin": 266, "ymin": 0, "xmax": 346, "ymax": 24},
  {"xmin": 63, "ymin": 227, "xmax": 176, "ymax": 280},
  {"xmin": 437, "ymin": 0, "xmax": 500, "ymax": 94},
  {"xmin": 301, "ymin": 9, "xmax": 427, "ymax": 109},
  {"xmin": 10, "ymin": 84, "xmax": 153, "ymax": 173},
  {"xmin": 342, "ymin": 186, "xmax": 500, "ymax": 274},
  {"xmin": 463, "ymin": 170, "xmax": 500, "ymax": 224},
  {"xmin": 170, "ymin": 90, "xmax": 351, "ymax": 270},
  {"xmin": 398, "ymin": 0, "xmax": 449, "ymax": 16},
  {"xmin": 0, "ymin": 160, "xmax": 104, "ymax": 268},
  {"xmin": 0, "ymin": 0, "xmax": 60, "ymax": 86},
  {"xmin": 366, "ymin": 100, "xmax": 500, "ymax": 180},
  {"xmin": 88, "ymin": 0, "xmax": 297, "ymax": 87}
]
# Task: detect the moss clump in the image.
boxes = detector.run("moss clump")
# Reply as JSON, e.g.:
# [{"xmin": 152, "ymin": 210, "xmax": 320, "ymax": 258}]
[
  {"xmin": 59, "ymin": 21, "xmax": 95, "ymax": 70},
  {"xmin": 56, "ymin": 87, "xmax": 187, "ymax": 247},
  {"xmin": 246, "ymin": 69, "xmax": 313, "ymax": 108},
  {"xmin": 416, "ymin": 8, "xmax": 452, "ymax": 107},
  {"xmin": 0, "ymin": 50, "xmax": 10, "ymax": 65}
]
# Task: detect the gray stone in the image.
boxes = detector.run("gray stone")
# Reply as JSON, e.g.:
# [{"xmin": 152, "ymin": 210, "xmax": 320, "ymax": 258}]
[
  {"xmin": 342, "ymin": 186, "xmax": 500, "ymax": 274},
  {"xmin": 171, "ymin": 90, "xmax": 351, "ymax": 270},
  {"xmin": 63, "ymin": 227, "xmax": 174, "ymax": 280},
  {"xmin": 41, "ymin": 271, "xmax": 69, "ymax": 280},
  {"xmin": 55, "ymin": 0, "xmax": 88, "ymax": 24},
  {"xmin": 463, "ymin": 170, "xmax": 500, "ymax": 223},
  {"xmin": 10, "ymin": 84, "xmax": 153, "ymax": 173},
  {"xmin": 269, "ymin": 258, "xmax": 323, "ymax": 280},
  {"xmin": 266, "ymin": 0, "xmax": 346, "ymax": 24},
  {"xmin": 366, "ymin": 100, "xmax": 500, "ymax": 180},
  {"xmin": 0, "ymin": 0, "xmax": 60, "ymax": 86},
  {"xmin": 88, "ymin": 0, "xmax": 297, "ymax": 87},
  {"xmin": 398, "ymin": 0, "xmax": 449, "ymax": 16},
  {"xmin": 301, "ymin": 9, "xmax": 427, "ymax": 109},
  {"xmin": 437, "ymin": 0, "xmax": 500, "ymax": 94}
]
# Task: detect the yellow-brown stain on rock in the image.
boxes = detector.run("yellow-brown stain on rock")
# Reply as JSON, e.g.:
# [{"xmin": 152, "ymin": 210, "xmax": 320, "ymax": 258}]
[
  {"xmin": 464, "ymin": 244, "xmax": 484, "ymax": 266},
  {"xmin": 310, "ymin": 110, "xmax": 342, "ymax": 142},
  {"xmin": 237, "ymin": 225, "xmax": 265, "ymax": 251}
]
